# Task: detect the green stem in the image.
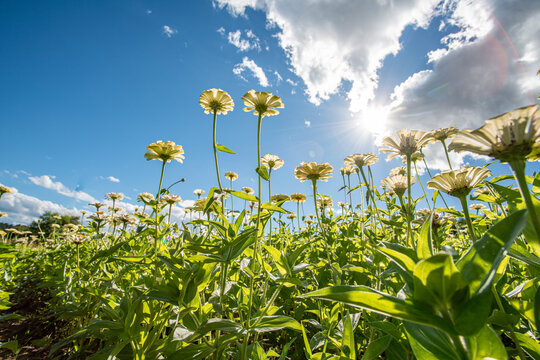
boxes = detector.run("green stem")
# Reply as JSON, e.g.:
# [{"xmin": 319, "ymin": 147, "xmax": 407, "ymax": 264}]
[
  {"xmin": 414, "ymin": 161, "xmax": 431, "ymax": 210},
  {"xmin": 459, "ymin": 196, "xmax": 476, "ymax": 242},
  {"xmin": 242, "ymin": 113, "xmax": 263, "ymax": 360},
  {"xmin": 154, "ymin": 161, "xmax": 166, "ymax": 277},
  {"xmin": 406, "ymin": 155, "xmax": 413, "ymax": 248},
  {"xmin": 510, "ymin": 160, "xmax": 540, "ymax": 255},
  {"xmin": 441, "ymin": 139, "xmax": 453, "ymax": 170},
  {"xmin": 212, "ymin": 110, "xmax": 223, "ymax": 191},
  {"xmin": 268, "ymin": 169, "xmax": 272, "ymax": 245},
  {"xmin": 312, "ymin": 180, "xmax": 336, "ymax": 282}
]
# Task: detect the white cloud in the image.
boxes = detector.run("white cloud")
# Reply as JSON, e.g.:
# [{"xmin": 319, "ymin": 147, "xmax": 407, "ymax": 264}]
[
  {"xmin": 226, "ymin": 29, "xmax": 261, "ymax": 51},
  {"xmin": 233, "ymin": 57, "xmax": 269, "ymax": 86},
  {"xmin": 304, "ymin": 120, "xmax": 311, "ymax": 127},
  {"xmin": 217, "ymin": 26, "xmax": 226, "ymax": 35},
  {"xmin": 162, "ymin": 25, "xmax": 178, "ymax": 38},
  {"xmin": 0, "ymin": 188, "xmax": 82, "ymax": 225},
  {"xmin": 274, "ymin": 70, "xmax": 282, "ymax": 83},
  {"xmin": 286, "ymin": 78, "xmax": 297, "ymax": 87},
  {"xmin": 146, "ymin": 9, "xmax": 152, "ymax": 14},
  {"xmin": 216, "ymin": 0, "xmax": 440, "ymax": 112},
  {"xmin": 107, "ymin": 176, "xmax": 120, "ymax": 183},
  {"xmin": 28, "ymin": 175, "xmax": 97, "ymax": 203}
]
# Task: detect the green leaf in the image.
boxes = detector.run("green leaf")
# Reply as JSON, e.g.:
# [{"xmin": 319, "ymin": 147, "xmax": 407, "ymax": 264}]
[
  {"xmin": 230, "ymin": 190, "xmax": 258, "ymax": 202},
  {"xmin": 457, "ymin": 210, "xmax": 527, "ymax": 295},
  {"xmin": 196, "ymin": 319, "xmax": 244, "ymax": 337},
  {"xmin": 216, "ymin": 143, "xmax": 236, "ymax": 154},
  {"xmin": 361, "ymin": 335, "xmax": 391, "ymax": 360},
  {"xmin": 453, "ymin": 289, "xmax": 492, "ymax": 336},
  {"xmin": 260, "ymin": 202, "xmax": 288, "ymax": 214},
  {"xmin": 0, "ymin": 340, "xmax": 18, "ymax": 353},
  {"xmin": 342, "ymin": 314, "xmax": 356, "ymax": 359},
  {"xmin": 300, "ymin": 285, "xmax": 454, "ymax": 333},
  {"xmin": 113, "ymin": 256, "xmax": 152, "ymax": 264},
  {"xmin": 256, "ymin": 166, "xmax": 270, "ymax": 181},
  {"xmin": 0, "ymin": 313, "xmax": 22, "ymax": 321},
  {"xmin": 301, "ymin": 322, "xmax": 313, "ymax": 358},
  {"xmin": 250, "ymin": 316, "xmax": 302, "ymax": 333},
  {"xmin": 404, "ymin": 322, "xmax": 460, "ymax": 360},
  {"xmin": 465, "ymin": 325, "xmax": 506, "ymax": 360},
  {"xmin": 417, "ymin": 213, "xmax": 433, "ymax": 259},
  {"xmin": 413, "ymin": 254, "xmax": 467, "ymax": 306},
  {"xmin": 514, "ymin": 332, "xmax": 540, "ymax": 360}
]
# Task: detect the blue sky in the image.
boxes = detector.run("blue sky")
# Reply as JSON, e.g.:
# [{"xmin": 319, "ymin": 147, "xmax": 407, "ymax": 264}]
[{"xmin": 1, "ymin": 0, "xmax": 539, "ymax": 224}]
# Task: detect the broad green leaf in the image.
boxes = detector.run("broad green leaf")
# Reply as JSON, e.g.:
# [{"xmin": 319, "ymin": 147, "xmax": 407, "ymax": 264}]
[
  {"xmin": 113, "ymin": 256, "xmax": 152, "ymax": 264},
  {"xmin": 465, "ymin": 325, "xmax": 506, "ymax": 360},
  {"xmin": 216, "ymin": 143, "xmax": 236, "ymax": 154},
  {"xmin": 301, "ymin": 322, "xmax": 312, "ymax": 358},
  {"xmin": 413, "ymin": 254, "xmax": 467, "ymax": 306},
  {"xmin": 256, "ymin": 166, "xmax": 270, "ymax": 181},
  {"xmin": 0, "ymin": 340, "xmax": 18, "ymax": 353},
  {"xmin": 300, "ymin": 286, "xmax": 454, "ymax": 333},
  {"xmin": 250, "ymin": 315, "xmax": 302, "ymax": 333},
  {"xmin": 230, "ymin": 190, "xmax": 258, "ymax": 202},
  {"xmin": 417, "ymin": 213, "xmax": 433, "ymax": 259},
  {"xmin": 457, "ymin": 209, "xmax": 527, "ymax": 295},
  {"xmin": 453, "ymin": 289, "xmax": 492, "ymax": 336},
  {"xmin": 263, "ymin": 245, "xmax": 289, "ymax": 276},
  {"xmin": 361, "ymin": 335, "xmax": 391, "ymax": 360},
  {"xmin": 342, "ymin": 314, "xmax": 356, "ymax": 359},
  {"xmin": 169, "ymin": 342, "xmax": 215, "ymax": 360},
  {"xmin": 404, "ymin": 322, "xmax": 460, "ymax": 360},
  {"xmin": 514, "ymin": 332, "xmax": 540, "ymax": 360},
  {"xmin": 196, "ymin": 319, "xmax": 244, "ymax": 336}
]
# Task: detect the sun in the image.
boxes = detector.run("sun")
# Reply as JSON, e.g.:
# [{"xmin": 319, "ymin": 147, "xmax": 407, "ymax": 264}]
[{"xmin": 356, "ymin": 106, "xmax": 390, "ymax": 138}]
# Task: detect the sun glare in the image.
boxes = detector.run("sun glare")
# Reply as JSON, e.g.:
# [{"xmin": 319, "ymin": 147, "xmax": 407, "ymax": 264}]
[{"xmin": 357, "ymin": 106, "xmax": 390, "ymax": 138}]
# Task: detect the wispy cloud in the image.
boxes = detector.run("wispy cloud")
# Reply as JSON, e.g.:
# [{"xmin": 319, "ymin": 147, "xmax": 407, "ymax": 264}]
[
  {"xmin": 28, "ymin": 175, "xmax": 97, "ymax": 203},
  {"xmin": 162, "ymin": 25, "xmax": 178, "ymax": 38},
  {"xmin": 225, "ymin": 29, "xmax": 261, "ymax": 51},
  {"xmin": 233, "ymin": 57, "xmax": 269, "ymax": 87},
  {"xmin": 304, "ymin": 120, "xmax": 311, "ymax": 127},
  {"xmin": 100, "ymin": 175, "xmax": 120, "ymax": 183}
]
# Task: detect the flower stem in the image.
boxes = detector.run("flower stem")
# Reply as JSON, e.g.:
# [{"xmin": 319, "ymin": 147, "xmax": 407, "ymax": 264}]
[
  {"xmin": 459, "ymin": 195, "xmax": 476, "ymax": 242},
  {"xmin": 414, "ymin": 161, "xmax": 431, "ymax": 210},
  {"xmin": 212, "ymin": 110, "xmax": 223, "ymax": 192},
  {"xmin": 406, "ymin": 155, "xmax": 413, "ymax": 247},
  {"xmin": 441, "ymin": 139, "xmax": 453, "ymax": 170},
  {"xmin": 510, "ymin": 160, "xmax": 540, "ymax": 256}
]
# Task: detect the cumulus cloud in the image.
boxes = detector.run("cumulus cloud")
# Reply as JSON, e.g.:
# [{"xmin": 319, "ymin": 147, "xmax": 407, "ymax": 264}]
[
  {"xmin": 28, "ymin": 175, "xmax": 97, "ymax": 203},
  {"xmin": 216, "ymin": 0, "xmax": 440, "ymax": 111},
  {"xmin": 107, "ymin": 176, "xmax": 120, "ymax": 183},
  {"xmin": 233, "ymin": 57, "xmax": 269, "ymax": 86},
  {"xmin": 225, "ymin": 29, "xmax": 261, "ymax": 51},
  {"xmin": 0, "ymin": 188, "xmax": 82, "ymax": 225},
  {"xmin": 162, "ymin": 25, "xmax": 178, "ymax": 38}
]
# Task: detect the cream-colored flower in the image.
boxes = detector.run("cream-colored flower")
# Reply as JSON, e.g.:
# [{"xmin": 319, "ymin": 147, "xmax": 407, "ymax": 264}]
[
  {"xmin": 305, "ymin": 219, "xmax": 314, "ymax": 225},
  {"xmin": 242, "ymin": 90, "xmax": 284, "ymax": 117},
  {"xmin": 89, "ymin": 213, "xmax": 106, "ymax": 224},
  {"xmin": 271, "ymin": 194, "xmax": 290, "ymax": 203},
  {"xmin": 294, "ymin": 162, "xmax": 333, "ymax": 182},
  {"xmin": 449, "ymin": 104, "xmax": 540, "ymax": 162},
  {"xmin": 403, "ymin": 152, "xmax": 424, "ymax": 163},
  {"xmin": 199, "ymin": 88, "xmax": 234, "ymax": 115},
  {"xmin": 380, "ymin": 129, "xmax": 432, "ymax": 159},
  {"xmin": 317, "ymin": 196, "xmax": 333, "ymax": 209},
  {"xmin": 119, "ymin": 213, "xmax": 137, "ymax": 226},
  {"xmin": 193, "ymin": 189, "xmax": 205, "ymax": 197},
  {"xmin": 469, "ymin": 203, "xmax": 487, "ymax": 212},
  {"xmin": 344, "ymin": 153, "xmax": 378, "ymax": 168},
  {"xmin": 389, "ymin": 166, "xmax": 407, "ymax": 176},
  {"xmin": 225, "ymin": 171, "xmax": 238, "ymax": 181},
  {"xmin": 241, "ymin": 186, "xmax": 254, "ymax": 195},
  {"xmin": 340, "ymin": 166, "xmax": 358, "ymax": 176},
  {"xmin": 138, "ymin": 192, "xmax": 155, "ymax": 204},
  {"xmin": 261, "ymin": 154, "xmax": 284, "ymax": 170},
  {"xmin": 145, "ymin": 140, "xmax": 185, "ymax": 163},
  {"xmin": 287, "ymin": 213, "xmax": 297, "ymax": 220},
  {"xmin": 161, "ymin": 194, "xmax": 182, "ymax": 205},
  {"xmin": 106, "ymin": 192, "xmax": 124, "ymax": 201},
  {"xmin": 429, "ymin": 126, "xmax": 458, "ymax": 142},
  {"xmin": 290, "ymin": 192, "xmax": 307, "ymax": 202},
  {"xmin": 382, "ymin": 175, "xmax": 416, "ymax": 197},
  {"xmin": 337, "ymin": 202, "xmax": 348, "ymax": 208},
  {"xmin": 89, "ymin": 202, "xmax": 105, "ymax": 211},
  {"xmin": 427, "ymin": 167, "xmax": 491, "ymax": 198},
  {"xmin": 0, "ymin": 185, "xmax": 14, "ymax": 197}
]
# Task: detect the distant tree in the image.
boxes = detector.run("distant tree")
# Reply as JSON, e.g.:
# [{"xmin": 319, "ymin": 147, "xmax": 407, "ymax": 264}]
[{"xmin": 29, "ymin": 212, "xmax": 79, "ymax": 237}]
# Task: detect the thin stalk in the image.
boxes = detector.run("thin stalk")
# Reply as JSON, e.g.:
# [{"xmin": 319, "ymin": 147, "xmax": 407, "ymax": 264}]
[
  {"xmin": 414, "ymin": 161, "xmax": 431, "ymax": 210},
  {"xmin": 421, "ymin": 152, "xmax": 450, "ymax": 208},
  {"xmin": 268, "ymin": 169, "xmax": 272, "ymax": 245},
  {"xmin": 510, "ymin": 160, "xmax": 540, "ymax": 255},
  {"xmin": 312, "ymin": 180, "xmax": 336, "ymax": 283},
  {"xmin": 406, "ymin": 155, "xmax": 413, "ymax": 247},
  {"xmin": 441, "ymin": 139, "xmax": 453, "ymax": 170},
  {"xmin": 242, "ymin": 113, "xmax": 264, "ymax": 360},
  {"xmin": 212, "ymin": 110, "xmax": 223, "ymax": 191},
  {"xmin": 459, "ymin": 196, "xmax": 476, "ymax": 242}
]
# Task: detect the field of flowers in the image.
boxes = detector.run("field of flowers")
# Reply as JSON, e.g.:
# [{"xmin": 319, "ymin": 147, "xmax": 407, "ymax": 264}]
[{"xmin": 1, "ymin": 89, "xmax": 539, "ymax": 359}]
